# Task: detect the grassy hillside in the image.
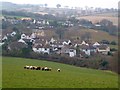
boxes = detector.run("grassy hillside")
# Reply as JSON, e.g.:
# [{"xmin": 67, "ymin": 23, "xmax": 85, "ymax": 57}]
[
  {"xmin": 2, "ymin": 57, "xmax": 118, "ymax": 88},
  {"xmin": 65, "ymin": 29, "xmax": 118, "ymax": 42}
]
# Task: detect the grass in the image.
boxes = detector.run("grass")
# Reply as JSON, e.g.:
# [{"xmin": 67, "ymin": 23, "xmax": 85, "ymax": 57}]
[
  {"xmin": 109, "ymin": 45, "xmax": 118, "ymax": 49},
  {"xmin": 2, "ymin": 57, "xmax": 118, "ymax": 88},
  {"xmin": 0, "ymin": 56, "xmax": 2, "ymax": 89},
  {"xmin": 2, "ymin": 14, "xmax": 29, "ymax": 19}
]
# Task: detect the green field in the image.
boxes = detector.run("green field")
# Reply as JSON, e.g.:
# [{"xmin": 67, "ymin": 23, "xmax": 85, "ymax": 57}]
[
  {"xmin": 2, "ymin": 57, "xmax": 118, "ymax": 88},
  {"xmin": 0, "ymin": 56, "xmax": 2, "ymax": 89}
]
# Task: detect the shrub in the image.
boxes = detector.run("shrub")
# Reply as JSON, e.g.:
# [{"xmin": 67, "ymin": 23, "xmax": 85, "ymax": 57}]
[{"xmin": 110, "ymin": 41, "xmax": 117, "ymax": 45}]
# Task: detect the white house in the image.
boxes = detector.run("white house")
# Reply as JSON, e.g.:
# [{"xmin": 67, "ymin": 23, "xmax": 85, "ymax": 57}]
[
  {"xmin": 93, "ymin": 42, "xmax": 100, "ymax": 47},
  {"xmin": 33, "ymin": 44, "xmax": 50, "ymax": 54},
  {"xmin": 80, "ymin": 41, "xmax": 89, "ymax": 45},
  {"xmin": 69, "ymin": 49, "xmax": 76, "ymax": 57},
  {"xmin": 30, "ymin": 33, "xmax": 36, "ymax": 39},
  {"xmin": 0, "ymin": 42, "xmax": 4, "ymax": 46},
  {"xmin": 21, "ymin": 34, "xmax": 27, "ymax": 39},
  {"xmin": 33, "ymin": 19, "xmax": 36, "ymax": 24},
  {"xmin": 60, "ymin": 46, "xmax": 76, "ymax": 57},
  {"xmin": 42, "ymin": 20, "xmax": 46, "ymax": 25},
  {"xmin": 18, "ymin": 39, "xmax": 26, "ymax": 44},
  {"xmin": 46, "ymin": 21, "xmax": 49, "ymax": 25},
  {"xmin": 80, "ymin": 45, "xmax": 96, "ymax": 56},
  {"xmin": 49, "ymin": 37, "xmax": 56, "ymax": 44},
  {"xmin": 95, "ymin": 24, "xmax": 101, "ymax": 27},
  {"xmin": 10, "ymin": 31, "xmax": 16, "ymax": 37},
  {"xmin": 97, "ymin": 44, "xmax": 110, "ymax": 55},
  {"xmin": 62, "ymin": 40, "xmax": 71, "ymax": 45},
  {"xmin": 2, "ymin": 35, "xmax": 8, "ymax": 41}
]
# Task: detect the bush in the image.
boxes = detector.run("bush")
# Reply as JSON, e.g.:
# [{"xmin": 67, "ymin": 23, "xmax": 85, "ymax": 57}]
[
  {"xmin": 110, "ymin": 41, "xmax": 117, "ymax": 45},
  {"xmin": 2, "ymin": 48, "xmax": 112, "ymax": 71},
  {"xmin": 100, "ymin": 40, "xmax": 110, "ymax": 44},
  {"xmin": 110, "ymin": 48, "xmax": 117, "ymax": 52}
]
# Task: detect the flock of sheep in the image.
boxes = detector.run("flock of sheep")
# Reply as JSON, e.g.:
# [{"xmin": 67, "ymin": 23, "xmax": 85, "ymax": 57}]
[{"xmin": 24, "ymin": 65, "xmax": 61, "ymax": 72}]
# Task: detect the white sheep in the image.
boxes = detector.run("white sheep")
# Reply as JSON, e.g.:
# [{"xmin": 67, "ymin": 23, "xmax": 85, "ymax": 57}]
[{"xmin": 57, "ymin": 69, "xmax": 61, "ymax": 72}]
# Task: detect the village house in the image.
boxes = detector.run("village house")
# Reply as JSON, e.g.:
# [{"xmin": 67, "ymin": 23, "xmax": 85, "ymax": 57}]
[
  {"xmin": 79, "ymin": 45, "xmax": 91, "ymax": 56},
  {"xmin": 33, "ymin": 44, "xmax": 51, "ymax": 54},
  {"xmin": 79, "ymin": 41, "xmax": 97, "ymax": 56},
  {"xmin": 58, "ymin": 45, "xmax": 76, "ymax": 57},
  {"xmin": 96, "ymin": 44, "xmax": 110, "ymax": 55},
  {"xmin": 93, "ymin": 42, "xmax": 100, "ymax": 47},
  {"xmin": 18, "ymin": 37, "xmax": 35, "ymax": 45},
  {"xmin": 2, "ymin": 35, "xmax": 8, "ymax": 41},
  {"xmin": 0, "ymin": 40, "xmax": 4, "ymax": 46},
  {"xmin": 10, "ymin": 31, "xmax": 17, "ymax": 37},
  {"xmin": 21, "ymin": 33, "xmax": 27, "ymax": 39},
  {"xmin": 20, "ymin": 17, "xmax": 32, "ymax": 21},
  {"xmin": 62, "ymin": 40, "xmax": 72, "ymax": 45}
]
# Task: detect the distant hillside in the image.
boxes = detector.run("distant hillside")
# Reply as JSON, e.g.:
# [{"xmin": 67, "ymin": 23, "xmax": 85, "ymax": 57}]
[
  {"xmin": 77, "ymin": 13, "xmax": 118, "ymax": 26},
  {"xmin": 0, "ymin": 2, "xmax": 20, "ymax": 11},
  {"xmin": 1, "ymin": 2, "xmax": 42, "ymax": 11}
]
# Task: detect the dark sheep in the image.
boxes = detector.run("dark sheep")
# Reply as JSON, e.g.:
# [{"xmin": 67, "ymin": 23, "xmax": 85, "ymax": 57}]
[
  {"xmin": 32, "ymin": 66, "xmax": 37, "ymax": 70},
  {"xmin": 41, "ymin": 67, "xmax": 45, "ymax": 71},
  {"xmin": 44, "ymin": 67, "xmax": 52, "ymax": 71},
  {"xmin": 36, "ymin": 66, "xmax": 41, "ymax": 70},
  {"xmin": 24, "ymin": 66, "xmax": 27, "ymax": 69}
]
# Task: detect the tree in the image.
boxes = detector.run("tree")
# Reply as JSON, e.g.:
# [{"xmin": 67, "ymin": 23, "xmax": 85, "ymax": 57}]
[
  {"xmin": 55, "ymin": 27, "xmax": 65, "ymax": 39},
  {"xmin": 12, "ymin": 27, "xmax": 19, "ymax": 33},
  {"xmin": 56, "ymin": 4, "xmax": 61, "ymax": 9},
  {"xmin": 21, "ymin": 47, "xmax": 32, "ymax": 57},
  {"xmin": 100, "ymin": 59, "xmax": 109, "ymax": 70},
  {"xmin": 109, "ymin": 51, "xmax": 119, "ymax": 74},
  {"xmin": 44, "ymin": 3, "xmax": 48, "ymax": 8},
  {"xmin": 111, "ymin": 41, "xmax": 117, "ymax": 45},
  {"xmin": 76, "ymin": 45, "xmax": 80, "ymax": 57}
]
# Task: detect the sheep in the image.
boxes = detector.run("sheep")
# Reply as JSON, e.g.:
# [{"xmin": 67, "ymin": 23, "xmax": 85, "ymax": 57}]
[
  {"xmin": 24, "ymin": 65, "xmax": 52, "ymax": 71},
  {"xmin": 46, "ymin": 68, "xmax": 52, "ymax": 71},
  {"xmin": 41, "ymin": 67, "xmax": 45, "ymax": 71},
  {"xmin": 24, "ymin": 65, "xmax": 30, "ymax": 69},
  {"xmin": 57, "ymin": 69, "xmax": 61, "ymax": 72},
  {"xmin": 49, "ymin": 68, "xmax": 52, "ymax": 71},
  {"xmin": 42, "ymin": 67, "xmax": 52, "ymax": 71},
  {"xmin": 44, "ymin": 67, "xmax": 48, "ymax": 71},
  {"xmin": 31, "ymin": 66, "xmax": 37, "ymax": 70},
  {"xmin": 29, "ymin": 66, "xmax": 33, "ymax": 70},
  {"xmin": 24, "ymin": 66, "xmax": 27, "ymax": 69},
  {"xmin": 36, "ymin": 66, "xmax": 41, "ymax": 70}
]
